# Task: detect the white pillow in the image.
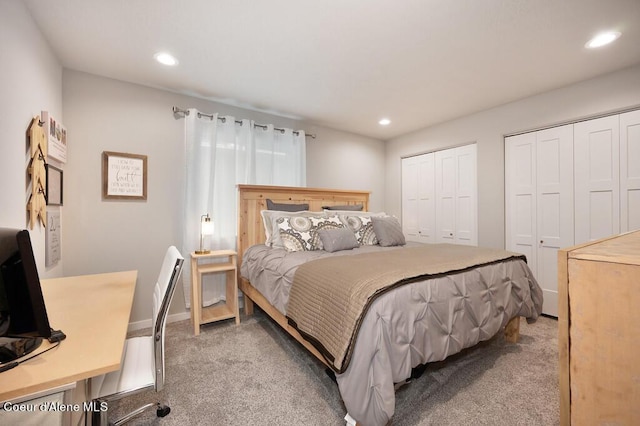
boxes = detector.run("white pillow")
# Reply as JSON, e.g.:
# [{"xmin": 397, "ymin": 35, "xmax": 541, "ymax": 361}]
[{"xmin": 324, "ymin": 210, "xmax": 387, "ymax": 217}]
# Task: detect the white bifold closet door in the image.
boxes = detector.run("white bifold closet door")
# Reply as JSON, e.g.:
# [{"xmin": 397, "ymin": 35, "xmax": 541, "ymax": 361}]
[
  {"xmin": 505, "ymin": 125, "xmax": 573, "ymax": 317},
  {"xmin": 401, "ymin": 144, "xmax": 477, "ymax": 246},
  {"xmin": 574, "ymin": 115, "xmax": 620, "ymax": 243},
  {"xmin": 574, "ymin": 110, "xmax": 640, "ymax": 242},
  {"xmin": 401, "ymin": 153, "xmax": 436, "ymax": 243},
  {"xmin": 506, "ymin": 109, "xmax": 640, "ymax": 317},
  {"xmin": 620, "ymin": 110, "xmax": 640, "ymax": 233},
  {"xmin": 435, "ymin": 144, "xmax": 477, "ymax": 245}
]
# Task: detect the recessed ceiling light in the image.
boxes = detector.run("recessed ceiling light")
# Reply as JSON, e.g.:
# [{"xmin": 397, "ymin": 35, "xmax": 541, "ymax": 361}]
[
  {"xmin": 379, "ymin": 118, "xmax": 391, "ymax": 126},
  {"xmin": 154, "ymin": 52, "xmax": 179, "ymax": 66},
  {"xmin": 585, "ymin": 31, "xmax": 621, "ymax": 49}
]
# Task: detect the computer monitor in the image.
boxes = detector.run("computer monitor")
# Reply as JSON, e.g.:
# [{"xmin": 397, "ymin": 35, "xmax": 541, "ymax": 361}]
[{"xmin": 0, "ymin": 228, "xmax": 52, "ymax": 363}]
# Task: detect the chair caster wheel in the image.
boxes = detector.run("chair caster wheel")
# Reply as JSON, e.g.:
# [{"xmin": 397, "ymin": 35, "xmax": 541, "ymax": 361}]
[{"xmin": 157, "ymin": 405, "xmax": 171, "ymax": 417}]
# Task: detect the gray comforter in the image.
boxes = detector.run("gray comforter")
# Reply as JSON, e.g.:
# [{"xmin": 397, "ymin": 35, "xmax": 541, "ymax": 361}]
[{"xmin": 240, "ymin": 243, "xmax": 543, "ymax": 426}]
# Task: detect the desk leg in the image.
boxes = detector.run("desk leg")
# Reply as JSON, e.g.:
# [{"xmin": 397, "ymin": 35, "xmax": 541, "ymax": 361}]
[{"xmin": 191, "ymin": 258, "xmax": 201, "ymax": 336}]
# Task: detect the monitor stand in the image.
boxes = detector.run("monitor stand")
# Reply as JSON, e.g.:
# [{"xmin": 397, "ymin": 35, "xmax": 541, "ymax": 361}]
[{"xmin": 0, "ymin": 336, "xmax": 43, "ymax": 364}]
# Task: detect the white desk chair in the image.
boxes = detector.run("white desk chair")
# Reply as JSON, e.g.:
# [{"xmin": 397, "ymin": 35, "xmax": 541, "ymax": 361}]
[{"xmin": 89, "ymin": 246, "xmax": 184, "ymax": 426}]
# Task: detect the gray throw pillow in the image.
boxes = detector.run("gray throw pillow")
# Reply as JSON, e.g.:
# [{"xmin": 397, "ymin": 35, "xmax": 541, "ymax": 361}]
[
  {"xmin": 371, "ymin": 216, "xmax": 406, "ymax": 247},
  {"xmin": 266, "ymin": 199, "xmax": 309, "ymax": 212},
  {"xmin": 317, "ymin": 227, "xmax": 359, "ymax": 253},
  {"xmin": 322, "ymin": 204, "xmax": 364, "ymax": 211}
]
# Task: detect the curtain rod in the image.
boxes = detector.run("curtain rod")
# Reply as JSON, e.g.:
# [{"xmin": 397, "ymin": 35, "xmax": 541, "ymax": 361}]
[{"xmin": 172, "ymin": 107, "xmax": 316, "ymax": 139}]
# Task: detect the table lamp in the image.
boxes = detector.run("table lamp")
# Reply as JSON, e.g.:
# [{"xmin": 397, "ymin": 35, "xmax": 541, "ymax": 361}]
[{"xmin": 196, "ymin": 213, "xmax": 214, "ymax": 254}]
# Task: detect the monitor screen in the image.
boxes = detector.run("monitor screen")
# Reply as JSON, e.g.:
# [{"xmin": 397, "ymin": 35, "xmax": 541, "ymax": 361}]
[{"xmin": 0, "ymin": 228, "xmax": 51, "ymax": 339}]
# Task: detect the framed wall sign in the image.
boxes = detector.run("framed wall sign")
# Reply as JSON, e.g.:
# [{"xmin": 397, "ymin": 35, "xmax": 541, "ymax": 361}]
[
  {"xmin": 46, "ymin": 209, "xmax": 62, "ymax": 267},
  {"xmin": 42, "ymin": 111, "xmax": 67, "ymax": 163},
  {"xmin": 46, "ymin": 164, "xmax": 63, "ymax": 206},
  {"xmin": 102, "ymin": 151, "xmax": 148, "ymax": 200}
]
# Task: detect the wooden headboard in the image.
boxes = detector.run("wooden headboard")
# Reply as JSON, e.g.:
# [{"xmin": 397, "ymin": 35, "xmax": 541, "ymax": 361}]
[{"xmin": 236, "ymin": 184, "xmax": 370, "ymax": 266}]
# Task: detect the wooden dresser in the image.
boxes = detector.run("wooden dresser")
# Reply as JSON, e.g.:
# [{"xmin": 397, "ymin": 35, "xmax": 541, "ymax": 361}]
[{"xmin": 558, "ymin": 230, "xmax": 640, "ymax": 425}]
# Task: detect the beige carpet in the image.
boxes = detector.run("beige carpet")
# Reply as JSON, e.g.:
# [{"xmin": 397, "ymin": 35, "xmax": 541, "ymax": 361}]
[{"xmin": 108, "ymin": 311, "xmax": 559, "ymax": 425}]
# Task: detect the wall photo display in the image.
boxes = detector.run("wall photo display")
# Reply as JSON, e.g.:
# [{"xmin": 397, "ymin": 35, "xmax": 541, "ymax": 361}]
[
  {"xmin": 102, "ymin": 151, "xmax": 148, "ymax": 200},
  {"xmin": 46, "ymin": 164, "xmax": 63, "ymax": 205}
]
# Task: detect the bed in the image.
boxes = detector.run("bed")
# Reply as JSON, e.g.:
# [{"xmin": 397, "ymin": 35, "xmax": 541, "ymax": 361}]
[{"xmin": 236, "ymin": 184, "xmax": 543, "ymax": 426}]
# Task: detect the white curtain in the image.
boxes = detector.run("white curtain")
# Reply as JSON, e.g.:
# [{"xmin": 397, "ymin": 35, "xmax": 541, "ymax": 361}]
[{"xmin": 182, "ymin": 109, "xmax": 306, "ymax": 308}]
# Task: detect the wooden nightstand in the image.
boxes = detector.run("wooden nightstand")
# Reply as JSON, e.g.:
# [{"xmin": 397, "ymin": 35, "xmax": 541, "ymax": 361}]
[{"xmin": 190, "ymin": 250, "xmax": 239, "ymax": 335}]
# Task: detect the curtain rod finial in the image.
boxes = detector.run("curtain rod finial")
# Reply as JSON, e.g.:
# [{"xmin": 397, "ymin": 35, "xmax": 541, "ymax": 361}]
[{"xmin": 172, "ymin": 107, "xmax": 189, "ymax": 119}]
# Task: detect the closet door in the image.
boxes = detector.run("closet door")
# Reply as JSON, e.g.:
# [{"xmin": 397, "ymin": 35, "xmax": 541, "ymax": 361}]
[
  {"xmin": 455, "ymin": 144, "xmax": 477, "ymax": 245},
  {"xmin": 620, "ymin": 110, "xmax": 640, "ymax": 233},
  {"xmin": 435, "ymin": 145, "xmax": 477, "ymax": 245},
  {"xmin": 435, "ymin": 148, "xmax": 457, "ymax": 243},
  {"xmin": 416, "ymin": 154, "xmax": 436, "ymax": 242},
  {"xmin": 574, "ymin": 115, "xmax": 620, "ymax": 243},
  {"xmin": 402, "ymin": 156, "xmax": 420, "ymax": 241},
  {"xmin": 505, "ymin": 125, "xmax": 572, "ymax": 317},
  {"xmin": 402, "ymin": 153, "xmax": 436, "ymax": 243},
  {"xmin": 535, "ymin": 125, "xmax": 574, "ymax": 317},
  {"xmin": 505, "ymin": 132, "xmax": 537, "ymax": 279}
]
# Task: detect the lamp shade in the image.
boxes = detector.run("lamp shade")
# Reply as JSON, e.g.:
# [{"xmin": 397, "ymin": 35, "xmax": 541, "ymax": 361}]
[{"xmin": 201, "ymin": 216, "xmax": 214, "ymax": 236}]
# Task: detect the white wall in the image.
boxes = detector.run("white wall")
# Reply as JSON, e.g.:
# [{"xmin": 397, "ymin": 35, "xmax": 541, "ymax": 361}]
[
  {"xmin": 0, "ymin": 0, "xmax": 63, "ymax": 278},
  {"xmin": 306, "ymin": 126, "xmax": 386, "ymax": 210},
  {"xmin": 62, "ymin": 70, "xmax": 385, "ymax": 323},
  {"xmin": 385, "ymin": 64, "xmax": 640, "ymax": 249}
]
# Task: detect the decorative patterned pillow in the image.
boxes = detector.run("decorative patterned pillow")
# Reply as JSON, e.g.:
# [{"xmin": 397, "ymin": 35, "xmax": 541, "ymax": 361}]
[
  {"xmin": 343, "ymin": 215, "xmax": 378, "ymax": 245},
  {"xmin": 276, "ymin": 215, "xmax": 343, "ymax": 252},
  {"xmin": 261, "ymin": 210, "xmax": 325, "ymax": 247}
]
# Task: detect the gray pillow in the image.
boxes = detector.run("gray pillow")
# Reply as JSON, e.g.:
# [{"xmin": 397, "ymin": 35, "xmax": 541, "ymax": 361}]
[
  {"xmin": 322, "ymin": 204, "xmax": 363, "ymax": 211},
  {"xmin": 266, "ymin": 199, "xmax": 309, "ymax": 212},
  {"xmin": 371, "ymin": 216, "xmax": 406, "ymax": 247},
  {"xmin": 317, "ymin": 227, "xmax": 359, "ymax": 253}
]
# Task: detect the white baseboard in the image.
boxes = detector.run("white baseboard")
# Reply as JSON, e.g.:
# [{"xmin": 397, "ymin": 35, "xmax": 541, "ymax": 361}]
[
  {"xmin": 127, "ymin": 297, "xmax": 245, "ymax": 333},
  {"xmin": 127, "ymin": 311, "xmax": 191, "ymax": 333}
]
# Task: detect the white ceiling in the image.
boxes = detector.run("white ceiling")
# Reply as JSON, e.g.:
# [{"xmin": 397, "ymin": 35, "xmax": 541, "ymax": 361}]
[{"xmin": 25, "ymin": 0, "xmax": 640, "ymax": 140}]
